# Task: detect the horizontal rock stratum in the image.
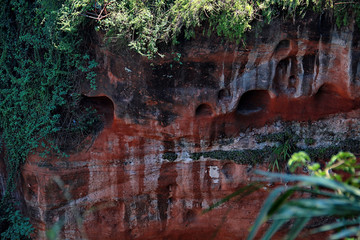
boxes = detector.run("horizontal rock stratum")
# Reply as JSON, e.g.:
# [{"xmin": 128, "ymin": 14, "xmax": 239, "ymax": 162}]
[{"xmin": 20, "ymin": 14, "xmax": 360, "ymax": 239}]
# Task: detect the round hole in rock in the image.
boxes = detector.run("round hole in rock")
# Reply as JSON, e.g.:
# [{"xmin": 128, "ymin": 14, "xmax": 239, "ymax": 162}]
[
  {"xmin": 274, "ymin": 39, "xmax": 290, "ymax": 53},
  {"xmin": 314, "ymin": 83, "xmax": 347, "ymax": 99},
  {"xmin": 80, "ymin": 95, "xmax": 115, "ymax": 126},
  {"xmin": 313, "ymin": 83, "xmax": 351, "ymax": 112},
  {"xmin": 315, "ymin": 83, "xmax": 350, "ymax": 101},
  {"xmin": 237, "ymin": 90, "xmax": 271, "ymax": 115},
  {"xmin": 195, "ymin": 104, "xmax": 213, "ymax": 117},
  {"xmin": 218, "ymin": 88, "xmax": 231, "ymax": 101}
]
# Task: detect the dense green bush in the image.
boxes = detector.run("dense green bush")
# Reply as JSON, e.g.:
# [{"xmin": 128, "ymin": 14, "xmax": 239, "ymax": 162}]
[
  {"xmin": 0, "ymin": 206, "xmax": 33, "ymax": 240},
  {"xmin": 0, "ymin": 0, "xmax": 99, "ymax": 237},
  {"xmin": 51, "ymin": 1, "xmax": 360, "ymax": 58},
  {"xmin": 96, "ymin": 0, "xmax": 360, "ymax": 57}
]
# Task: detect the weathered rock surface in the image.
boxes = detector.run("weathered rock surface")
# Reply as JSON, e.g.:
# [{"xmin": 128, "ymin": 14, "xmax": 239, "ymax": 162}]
[{"xmin": 18, "ymin": 14, "xmax": 360, "ymax": 239}]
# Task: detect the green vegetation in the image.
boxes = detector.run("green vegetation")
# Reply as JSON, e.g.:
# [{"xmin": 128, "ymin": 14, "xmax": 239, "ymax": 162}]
[
  {"xmin": 306, "ymin": 139, "xmax": 360, "ymax": 161},
  {"xmin": 1, "ymin": 0, "xmax": 360, "ymax": 239},
  {"xmin": 162, "ymin": 152, "xmax": 178, "ymax": 161},
  {"xmin": 63, "ymin": 0, "xmax": 360, "ymax": 58},
  {"xmin": 0, "ymin": 207, "xmax": 33, "ymax": 240},
  {"xmin": 190, "ymin": 131, "xmax": 299, "ymax": 166},
  {"xmin": 256, "ymin": 131, "xmax": 299, "ymax": 171},
  {"xmin": 248, "ymin": 151, "xmax": 360, "ymax": 239},
  {"xmin": 189, "ymin": 130, "xmax": 360, "ymax": 170},
  {"xmin": 0, "ymin": 1, "xmax": 100, "ymax": 238},
  {"xmin": 205, "ymin": 151, "xmax": 360, "ymax": 239},
  {"xmin": 305, "ymin": 137, "xmax": 316, "ymax": 146}
]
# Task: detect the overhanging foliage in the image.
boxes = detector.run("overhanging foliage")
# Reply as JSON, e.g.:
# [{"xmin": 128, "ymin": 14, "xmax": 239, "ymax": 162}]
[{"xmin": 92, "ymin": 0, "xmax": 360, "ymax": 57}]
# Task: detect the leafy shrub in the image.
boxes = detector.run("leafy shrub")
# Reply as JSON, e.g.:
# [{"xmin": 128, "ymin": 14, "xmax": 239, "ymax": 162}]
[
  {"xmin": 94, "ymin": 0, "xmax": 360, "ymax": 57},
  {"xmin": 248, "ymin": 151, "xmax": 360, "ymax": 240},
  {"xmin": 0, "ymin": 205, "xmax": 33, "ymax": 240},
  {"xmin": 0, "ymin": 0, "xmax": 99, "ymax": 236}
]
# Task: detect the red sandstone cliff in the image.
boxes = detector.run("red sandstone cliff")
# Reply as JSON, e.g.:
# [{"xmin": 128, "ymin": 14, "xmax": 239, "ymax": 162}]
[{"xmin": 16, "ymin": 14, "xmax": 360, "ymax": 239}]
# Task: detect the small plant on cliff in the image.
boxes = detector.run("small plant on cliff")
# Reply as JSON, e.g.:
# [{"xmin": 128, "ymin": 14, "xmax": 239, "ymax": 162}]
[
  {"xmin": 256, "ymin": 131, "xmax": 299, "ymax": 171},
  {"xmin": 248, "ymin": 151, "xmax": 360, "ymax": 239}
]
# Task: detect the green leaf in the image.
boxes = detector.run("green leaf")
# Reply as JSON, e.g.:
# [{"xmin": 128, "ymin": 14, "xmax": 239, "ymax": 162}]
[
  {"xmin": 330, "ymin": 226, "xmax": 360, "ymax": 240},
  {"xmin": 288, "ymin": 151, "xmax": 310, "ymax": 172},
  {"xmin": 286, "ymin": 217, "xmax": 311, "ymax": 240},
  {"xmin": 261, "ymin": 218, "xmax": 287, "ymax": 240},
  {"xmin": 247, "ymin": 186, "xmax": 289, "ymax": 240},
  {"xmin": 254, "ymin": 170, "xmax": 360, "ymax": 198},
  {"xmin": 312, "ymin": 217, "xmax": 360, "ymax": 234}
]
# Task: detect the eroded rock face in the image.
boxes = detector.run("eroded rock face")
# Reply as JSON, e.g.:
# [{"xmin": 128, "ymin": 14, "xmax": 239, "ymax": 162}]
[{"xmin": 20, "ymin": 14, "xmax": 360, "ymax": 239}]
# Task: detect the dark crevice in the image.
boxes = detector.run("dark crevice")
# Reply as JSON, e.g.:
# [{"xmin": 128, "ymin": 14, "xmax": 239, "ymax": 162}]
[
  {"xmin": 274, "ymin": 39, "xmax": 290, "ymax": 53},
  {"xmin": 273, "ymin": 57, "xmax": 298, "ymax": 94},
  {"xmin": 81, "ymin": 95, "xmax": 115, "ymax": 126},
  {"xmin": 237, "ymin": 90, "xmax": 271, "ymax": 115},
  {"xmin": 218, "ymin": 88, "xmax": 231, "ymax": 101},
  {"xmin": 195, "ymin": 104, "xmax": 213, "ymax": 117},
  {"xmin": 218, "ymin": 88, "xmax": 230, "ymax": 100}
]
